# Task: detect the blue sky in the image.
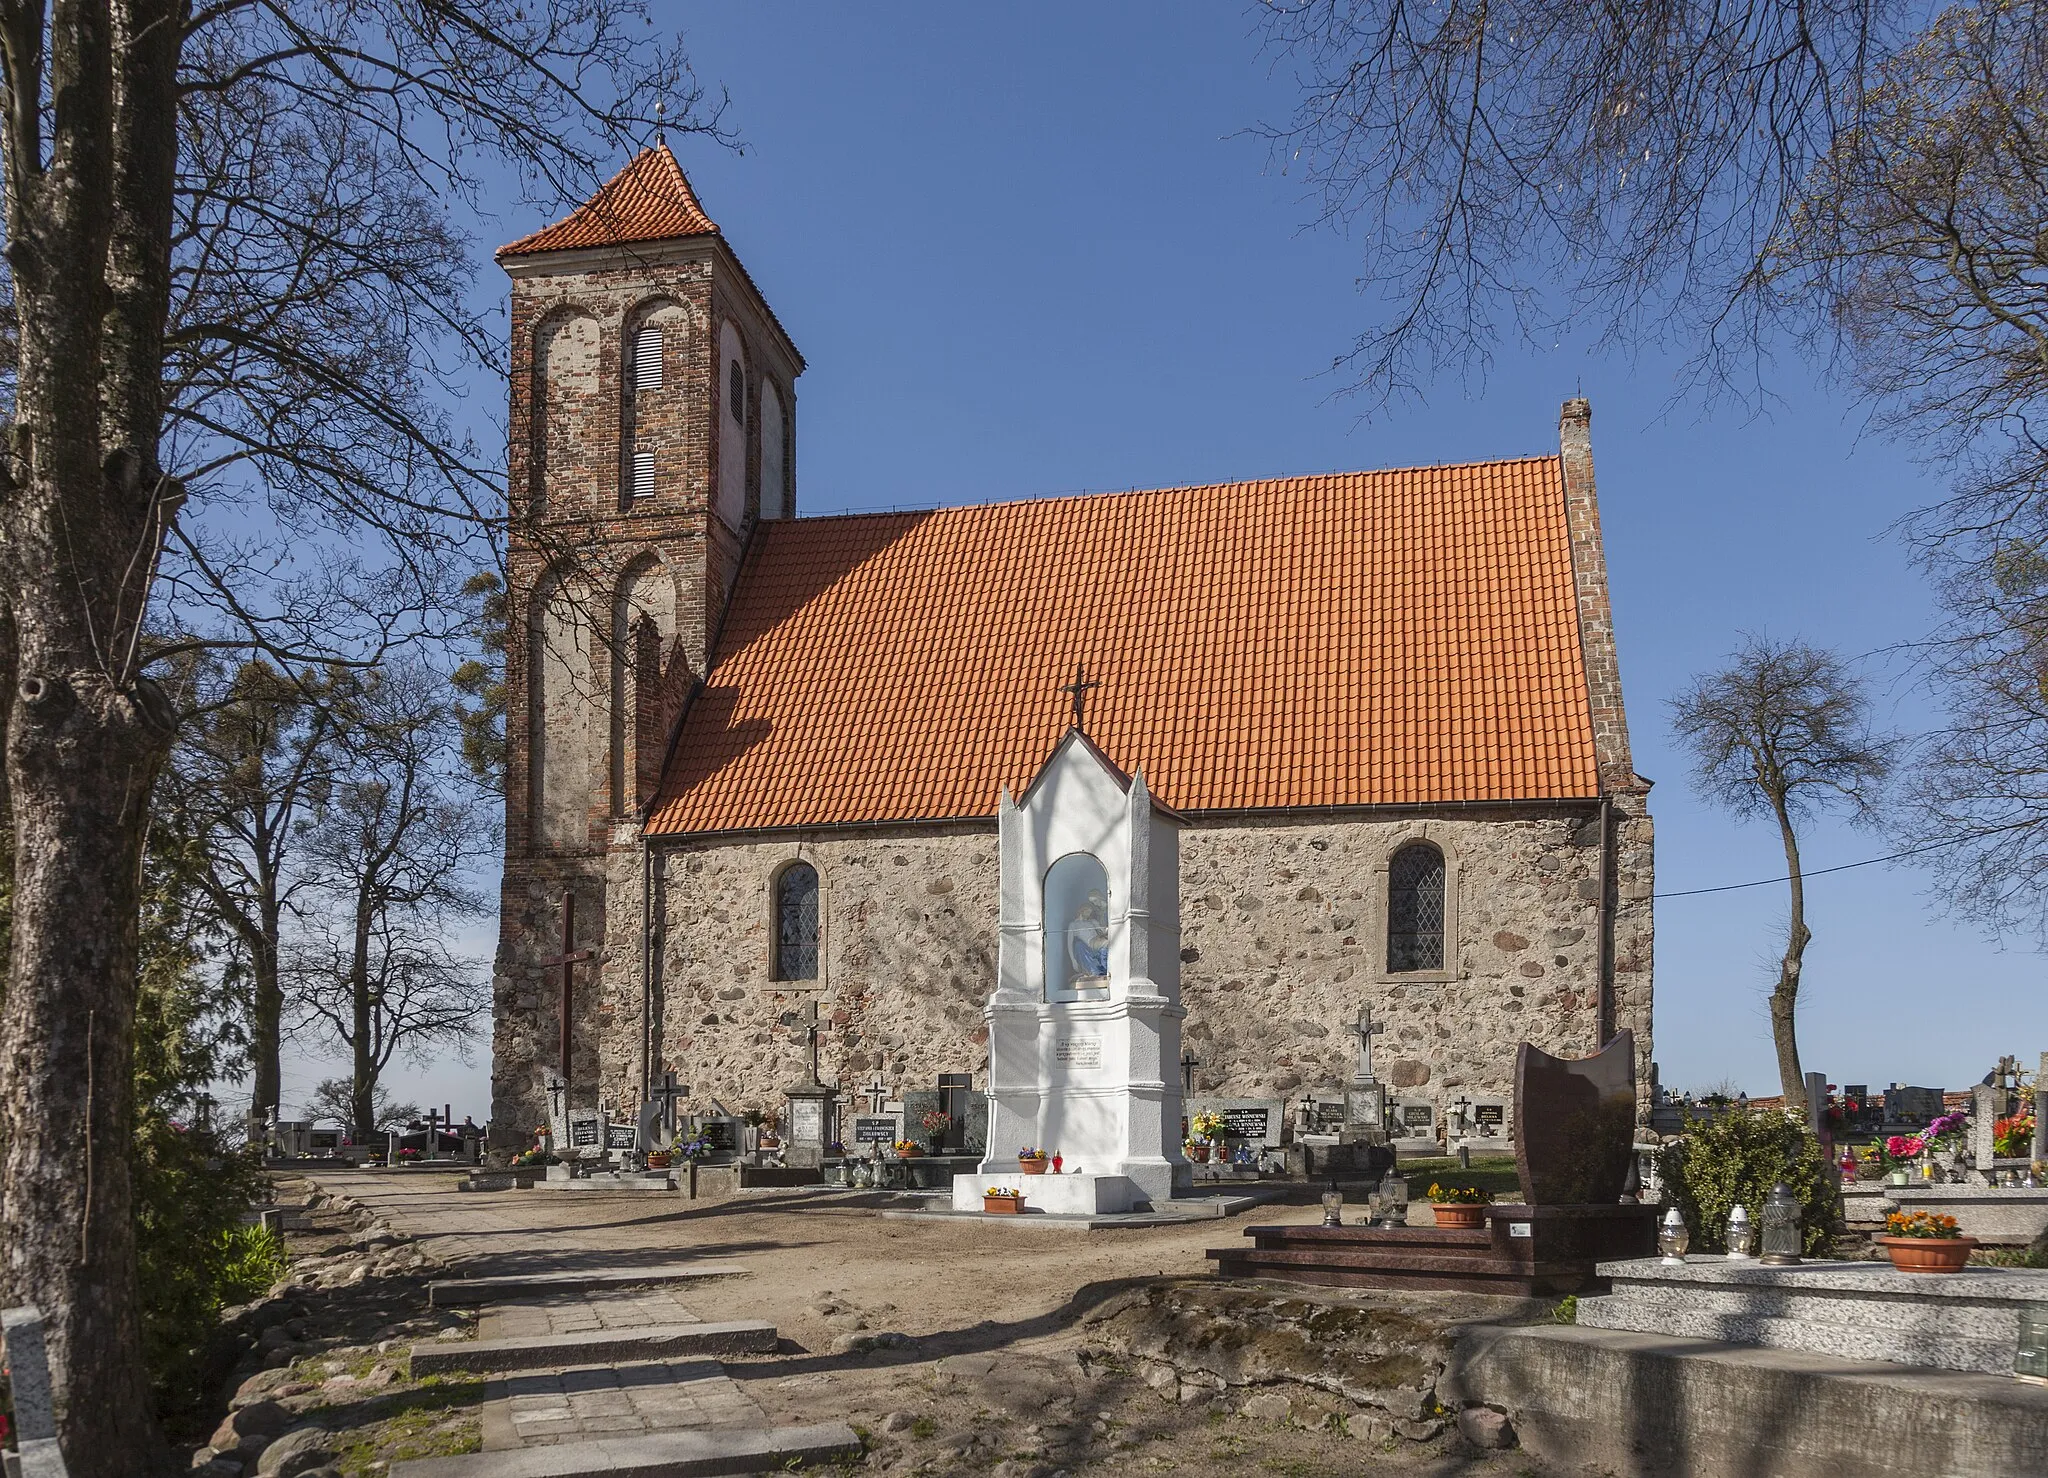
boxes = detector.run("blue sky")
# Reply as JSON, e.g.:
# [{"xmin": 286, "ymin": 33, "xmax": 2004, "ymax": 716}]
[{"xmin": 341, "ymin": 4, "xmax": 2042, "ymax": 1123}]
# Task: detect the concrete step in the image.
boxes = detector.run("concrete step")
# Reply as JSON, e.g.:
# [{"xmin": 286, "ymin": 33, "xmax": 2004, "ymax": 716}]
[
  {"xmin": 410, "ymin": 1320, "xmax": 778, "ymax": 1375},
  {"xmin": 429, "ymin": 1263, "xmax": 751, "ymax": 1307},
  {"xmin": 390, "ymin": 1421, "xmax": 861, "ymax": 1477}
]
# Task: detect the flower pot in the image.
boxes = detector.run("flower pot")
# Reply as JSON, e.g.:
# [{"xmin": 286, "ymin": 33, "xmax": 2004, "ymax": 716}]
[
  {"xmin": 897, "ymin": 1146, "xmax": 921, "ymax": 1160},
  {"xmin": 1018, "ymin": 1155, "xmax": 1050, "ymax": 1175},
  {"xmin": 1189, "ymin": 1145, "xmax": 1211, "ymax": 1164},
  {"xmin": 1433, "ymin": 1204, "xmax": 1486, "ymax": 1230},
  {"xmin": 1886, "ymin": 1170, "xmax": 1910, "ymax": 1187},
  {"xmin": 645, "ymin": 1152, "xmax": 672, "ymax": 1170},
  {"xmin": 984, "ymin": 1195, "xmax": 1025, "ymax": 1215},
  {"xmin": 1877, "ymin": 1235, "xmax": 1977, "ymax": 1273}
]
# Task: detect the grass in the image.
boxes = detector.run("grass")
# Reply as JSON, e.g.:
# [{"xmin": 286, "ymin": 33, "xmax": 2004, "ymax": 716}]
[
  {"xmin": 908, "ymin": 1416, "xmax": 936, "ymax": 1440},
  {"xmin": 316, "ymin": 1372, "xmax": 486, "ymax": 1477},
  {"xmin": 1397, "ymin": 1156, "xmax": 1523, "ymax": 1199}
]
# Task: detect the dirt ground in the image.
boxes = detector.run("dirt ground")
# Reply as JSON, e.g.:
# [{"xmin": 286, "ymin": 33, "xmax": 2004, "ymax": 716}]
[{"xmin": 286, "ymin": 1172, "xmax": 1562, "ymax": 1477}]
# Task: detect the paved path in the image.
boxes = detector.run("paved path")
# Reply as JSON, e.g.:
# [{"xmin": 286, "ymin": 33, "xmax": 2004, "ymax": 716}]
[
  {"xmin": 481, "ymin": 1290, "xmax": 702, "ymax": 1341},
  {"xmin": 489, "ymin": 1355, "xmax": 766, "ymax": 1448}
]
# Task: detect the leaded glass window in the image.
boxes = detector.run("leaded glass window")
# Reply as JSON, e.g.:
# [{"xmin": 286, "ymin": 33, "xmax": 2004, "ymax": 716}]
[
  {"xmin": 775, "ymin": 862, "xmax": 819, "ymax": 981},
  {"xmin": 1387, "ymin": 843, "xmax": 1446, "ymax": 973}
]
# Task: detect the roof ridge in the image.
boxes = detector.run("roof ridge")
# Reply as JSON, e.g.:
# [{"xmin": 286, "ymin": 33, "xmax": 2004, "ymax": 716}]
[{"xmin": 770, "ymin": 454, "xmax": 1563, "ymax": 525}]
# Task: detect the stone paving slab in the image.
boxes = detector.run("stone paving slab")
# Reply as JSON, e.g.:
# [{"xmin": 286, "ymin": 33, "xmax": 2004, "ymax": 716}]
[
  {"xmin": 481, "ymin": 1359, "xmax": 768, "ymax": 1449},
  {"xmin": 431, "ymin": 1263, "xmax": 751, "ymax": 1307},
  {"xmin": 390, "ymin": 1421, "xmax": 862, "ymax": 1478},
  {"xmin": 410, "ymin": 1320, "xmax": 778, "ymax": 1375},
  {"xmin": 480, "ymin": 1290, "xmax": 703, "ymax": 1341}
]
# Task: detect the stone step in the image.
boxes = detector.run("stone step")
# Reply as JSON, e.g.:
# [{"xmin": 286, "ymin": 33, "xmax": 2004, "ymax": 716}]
[
  {"xmin": 410, "ymin": 1320, "xmax": 778, "ymax": 1376},
  {"xmin": 389, "ymin": 1421, "xmax": 861, "ymax": 1477},
  {"xmin": 429, "ymin": 1263, "xmax": 751, "ymax": 1307},
  {"xmin": 1212, "ymin": 1244, "xmax": 1589, "ymax": 1295}
]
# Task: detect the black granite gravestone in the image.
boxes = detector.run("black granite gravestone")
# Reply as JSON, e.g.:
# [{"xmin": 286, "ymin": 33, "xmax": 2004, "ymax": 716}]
[{"xmin": 1514, "ymin": 1029, "xmax": 1638, "ymax": 1206}]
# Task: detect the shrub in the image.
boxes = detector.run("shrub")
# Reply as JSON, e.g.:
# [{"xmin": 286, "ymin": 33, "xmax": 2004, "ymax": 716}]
[
  {"xmin": 1657, "ymin": 1107, "xmax": 1836, "ymax": 1255},
  {"xmin": 217, "ymin": 1223, "xmax": 292, "ymax": 1302}
]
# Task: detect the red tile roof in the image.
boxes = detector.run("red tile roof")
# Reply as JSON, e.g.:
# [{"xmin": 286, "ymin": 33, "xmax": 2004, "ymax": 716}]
[
  {"xmin": 647, "ymin": 458, "xmax": 1602, "ymax": 835},
  {"xmin": 498, "ymin": 145, "xmax": 717, "ymax": 258}
]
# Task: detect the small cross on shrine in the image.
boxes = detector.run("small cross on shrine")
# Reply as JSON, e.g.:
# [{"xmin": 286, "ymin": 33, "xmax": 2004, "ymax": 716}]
[
  {"xmin": 1348, "ymin": 1007, "xmax": 1385, "ymax": 1082},
  {"xmin": 539, "ymin": 891, "xmax": 597, "ymax": 1092},
  {"xmin": 1179, "ymin": 1049, "xmax": 1201, "ymax": 1093},
  {"xmin": 1059, "ymin": 663, "xmax": 1101, "ymax": 732},
  {"xmin": 864, "ymin": 1074, "xmax": 889, "ymax": 1115}
]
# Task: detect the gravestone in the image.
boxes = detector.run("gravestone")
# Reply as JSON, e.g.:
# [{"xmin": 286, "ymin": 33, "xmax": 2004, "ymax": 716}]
[
  {"xmin": 1, "ymin": 1305, "xmax": 65, "ymax": 1478},
  {"xmin": 604, "ymin": 1119, "xmax": 638, "ymax": 1154},
  {"xmin": 960, "ymin": 725, "xmax": 1186, "ymax": 1214},
  {"xmin": 1972, "ymin": 1082, "xmax": 2001, "ymax": 1182},
  {"xmin": 963, "ymin": 1090, "xmax": 990, "ymax": 1154},
  {"xmin": 1391, "ymin": 1098, "xmax": 1439, "ymax": 1152},
  {"xmin": 1297, "ymin": 1094, "xmax": 1348, "ymax": 1140},
  {"xmin": 1462, "ymin": 1095, "xmax": 1509, "ymax": 1146},
  {"xmin": 566, "ymin": 1109, "xmax": 601, "ymax": 1156},
  {"xmin": 1345, "ymin": 1008, "xmax": 1389, "ymax": 1140},
  {"xmin": 1514, "ymin": 1030, "xmax": 1637, "ymax": 1204},
  {"xmin": 1885, "ymin": 1084, "xmax": 1944, "ymax": 1127},
  {"xmin": 694, "ymin": 1114, "xmax": 739, "ymax": 1160},
  {"xmin": 902, "ymin": 1090, "xmax": 942, "ymax": 1146},
  {"xmin": 1186, "ymin": 1096, "xmax": 1285, "ymax": 1151},
  {"xmin": 784, "ymin": 1085, "xmax": 838, "ymax": 1170},
  {"xmin": 852, "ymin": 1113, "xmax": 902, "ymax": 1151}
]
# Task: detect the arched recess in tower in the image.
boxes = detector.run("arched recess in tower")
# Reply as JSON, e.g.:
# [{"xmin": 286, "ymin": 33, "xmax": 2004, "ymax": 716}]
[
  {"xmin": 533, "ymin": 309, "xmax": 600, "ymax": 517},
  {"xmin": 611, "ymin": 554, "xmax": 681, "ymax": 813},
  {"xmin": 760, "ymin": 380, "xmax": 786, "ymax": 519},
  {"xmin": 717, "ymin": 320, "xmax": 748, "ymax": 529},
  {"xmin": 530, "ymin": 568, "xmax": 599, "ymax": 850},
  {"xmin": 621, "ymin": 297, "xmax": 688, "ymax": 508}
]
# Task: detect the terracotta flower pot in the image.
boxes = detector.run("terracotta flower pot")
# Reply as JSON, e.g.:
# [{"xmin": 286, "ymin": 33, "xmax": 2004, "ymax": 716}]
[
  {"xmin": 897, "ymin": 1146, "xmax": 921, "ymax": 1160},
  {"xmin": 1019, "ymin": 1155, "xmax": 1050, "ymax": 1175},
  {"xmin": 646, "ymin": 1153, "xmax": 672, "ymax": 1169},
  {"xmin": 1189, "ymin": 1145, "xmax": 1211, "ymax": 1164},
  {"xmin": 984, "ymin": 1195, "xmax": 1024, "ymax": 1215},
  {"xmin": 1433, "ymin": 1204, "xmax": 1486, "ymax": 1230},
  {"xmin": 1877, "ymin": 1235, "xmax": 1977, "ymax": 1273}
]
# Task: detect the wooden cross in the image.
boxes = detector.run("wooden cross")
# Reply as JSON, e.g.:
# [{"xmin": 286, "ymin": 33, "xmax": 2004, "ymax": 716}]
[
  {"xmin": 540, "ymin": 891, "xmax": 596, "ymax": 1092},
  {"xmin": 1060, "ymin": 663, "xmax": 1100, "ymax": 731}
]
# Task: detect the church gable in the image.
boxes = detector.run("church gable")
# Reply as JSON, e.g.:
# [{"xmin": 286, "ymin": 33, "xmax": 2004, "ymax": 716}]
[{"xmin": 648, "ymin": 455, "xmax": 1604, "ymax": 836}]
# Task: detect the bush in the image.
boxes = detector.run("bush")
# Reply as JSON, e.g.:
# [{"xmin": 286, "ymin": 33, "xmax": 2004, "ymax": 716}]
[{"xmin": 1657, "ymin": 1107, "xmax": 1837, "ymax": 1255}]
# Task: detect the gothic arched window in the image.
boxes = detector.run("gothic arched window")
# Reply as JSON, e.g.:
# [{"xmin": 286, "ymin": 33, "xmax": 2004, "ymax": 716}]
[
  {"xmin": 774, "ymin": 861, "xmax": 819, "ymax": 981},
  {"xmin": 1387, "ymin": 842, "xmax": 1446, "ymax": 973}
]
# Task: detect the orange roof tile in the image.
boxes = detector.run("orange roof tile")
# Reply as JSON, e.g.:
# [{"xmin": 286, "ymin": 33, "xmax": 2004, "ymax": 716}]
[
  {"xmin": 647, "ymin": 458, "xmax": 1602, "ymax": 835},
  {"xmin": 498, "ymin": 145, "xmax": 716, "ymax": 258}
]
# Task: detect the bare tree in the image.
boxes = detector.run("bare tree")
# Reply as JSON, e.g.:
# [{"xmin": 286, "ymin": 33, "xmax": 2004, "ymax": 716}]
[
  {"xmin": 1669, "ymin": 638, "xmax": 1898, "ymax": 1116},
  {"xmin": 155, "ymin": 656, "xmax": 343, "ymax": 1134},
  {"xmin": 0, "ymin": 5, "xmax": 703, "ymax": 1465},
  {"xmin": 286, "ymin": 664, "xmax": 490, "ymax": 1143},
  {"xmin": 302, "ymin": 1076, "xmax": 420, "ymax": 1133}
]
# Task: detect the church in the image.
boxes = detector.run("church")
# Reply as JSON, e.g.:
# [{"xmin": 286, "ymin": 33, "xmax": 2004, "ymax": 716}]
[{"xmin": 487, "ymin": 145, "xmax": 1655, "ymax": 1140}]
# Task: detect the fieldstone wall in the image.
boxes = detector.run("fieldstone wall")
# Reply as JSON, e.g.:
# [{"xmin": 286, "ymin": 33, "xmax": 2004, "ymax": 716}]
[{"xmin": 576, "ymin": 803, "xmax": 1652, "ymax": 1125}]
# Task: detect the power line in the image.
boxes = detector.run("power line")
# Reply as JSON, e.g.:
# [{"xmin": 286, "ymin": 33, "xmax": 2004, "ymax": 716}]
[{"xmin": 1653, "ymin": 836, "xmax": 1972, "ymax": 899}]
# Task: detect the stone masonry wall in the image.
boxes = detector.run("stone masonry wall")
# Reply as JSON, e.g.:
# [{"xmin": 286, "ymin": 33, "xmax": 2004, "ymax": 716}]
[{"xmin": 588, "ymin": 806, "xmax": 1652, "ymax": 1125}]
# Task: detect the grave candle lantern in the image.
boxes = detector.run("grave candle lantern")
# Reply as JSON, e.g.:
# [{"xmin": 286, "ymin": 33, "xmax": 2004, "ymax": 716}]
[
  {"xmin": 1725, "ymin": 1204, "xmax": 1756, "ymax": 1259},
  {"xmin": 2017, "ymin": 1308, "xmax": 2048, "ymax": 1385},
  {"xmin": 1321, "ymin": 1180, "xmax": 1344, "ymax": 1227},
  {"xmin": 1758, "ymin": 1183, "xmax": 1804, "ymax": 1265},
  {"xmin": 1658, "ymin": 1206, "xmax": 1690, "ymax": 1265}
]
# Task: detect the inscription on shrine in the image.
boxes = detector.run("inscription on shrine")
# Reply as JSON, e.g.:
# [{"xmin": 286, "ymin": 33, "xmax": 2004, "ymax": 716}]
[{"xmin": 1056, "ymin": 1036, "xmax": 1103, "ymax": 1068}]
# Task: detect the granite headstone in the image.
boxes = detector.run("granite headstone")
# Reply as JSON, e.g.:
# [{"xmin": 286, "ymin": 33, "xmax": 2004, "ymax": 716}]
[{"xmin": 1514, "ymin": 1029, "xmax": 1638, "ymax": 1205}]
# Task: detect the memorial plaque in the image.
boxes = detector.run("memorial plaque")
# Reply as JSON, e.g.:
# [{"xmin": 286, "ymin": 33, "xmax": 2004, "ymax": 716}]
[
  {"xmin": 1188, "ymin": 1097, "xmax": 1285, "ymax": 1149},
  {"xmin": 791, "ymin": 1096, "xmax": 824, "ymax": 1145},
  {"xmin": 605, "ymin": 1122, "xmax": 637, "ymax": 1151},
  {"xmin": 1514, "ymin": 1029, "xmax": 1638, "ymax": 1205},
  {"xmin": 855, "ymin": 1116, "xmax": 898, "ymax": 1145},
  {"xmin": 568, "ymin": 1114, "xmax": 599, "ymax": 1149},
  {"xmin": 696, "ymin": 1117, "xmax": 737, "ymax": 1154}
]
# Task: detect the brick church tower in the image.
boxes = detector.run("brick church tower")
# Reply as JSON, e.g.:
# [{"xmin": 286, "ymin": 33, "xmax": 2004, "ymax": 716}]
[{"xmin": 490, "ymin": 146, "xmax": 802, "ymax": 1130}]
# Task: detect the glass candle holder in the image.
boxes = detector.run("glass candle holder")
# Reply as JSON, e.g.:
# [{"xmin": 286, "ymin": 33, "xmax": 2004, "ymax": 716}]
[
  {"xmin": 1725, "ymin": 1204, "xmax": 1756, "ymax": 1259},
  {"xmin": 1759, "ymin": 1183, "xmax": 1803, "ymax": 1265},
  {"xmin": 1658, "ymin": 1206, "xmax": 1690, "ymax": 1265},
  {"xmin": 1321, "ymin": 1188, "xmax": 1344, "ymax": 1227}
]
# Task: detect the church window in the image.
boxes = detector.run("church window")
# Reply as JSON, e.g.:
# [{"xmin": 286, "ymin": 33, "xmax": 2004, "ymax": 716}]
[
  {"xmin": 774, "ymin": 862, "xmax": 819, "ymax": 981},
  {"xmin": 630, "ymin": 449, "xmax": 655, "ymax": 501},
  {"xmin": 728, "ymin": 358, "xmax": 745, "ymax": 424},
  {"xmin": 634, "ymin": 323, "xmax": 664, "ymax": 390},
  {"xmin": 1043, "ymin": 852, "xmax": 1111, "ymax": 1003},
  {"xmin": 1387, "ymin": 842, "xmax": 1446, "ymax": 973}
]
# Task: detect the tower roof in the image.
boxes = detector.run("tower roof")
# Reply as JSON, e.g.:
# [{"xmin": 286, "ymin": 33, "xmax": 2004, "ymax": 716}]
[{"xmin": 497, "ymin": 144, "xmax": 718, "ymax": 258}]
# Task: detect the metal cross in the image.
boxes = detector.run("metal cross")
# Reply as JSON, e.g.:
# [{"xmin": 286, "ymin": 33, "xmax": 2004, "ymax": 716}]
[
  {"xmin": 1349, "ymin": 1008, "xmax": 1385, "ymax": 1080},
  {"xmin": 1179, "ymin": 1050, "xmax": 1201, "ymax": 1093},
  {"xmin": 544, "ymin": 1071, "xmax": 568, "ymax": 1131},
  {"xmin": 1059, "ymin": 663, "xmax": 1101, "ymax": 732},
  {"xmin": 539, "ymin": 891, "xmax": 597, "ymax": 1092}
]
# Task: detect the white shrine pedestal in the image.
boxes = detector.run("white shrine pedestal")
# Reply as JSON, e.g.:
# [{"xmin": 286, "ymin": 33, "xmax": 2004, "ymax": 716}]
[{"xmin": 950, "ymin": 1171, "xmax": 1139, "ymax": 1215}]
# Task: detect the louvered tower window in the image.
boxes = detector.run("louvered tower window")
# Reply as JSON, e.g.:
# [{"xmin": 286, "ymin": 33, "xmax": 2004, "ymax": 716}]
[
  {"xmin": 774, "ymin": 861, "xmax": 819, "ymax": 981},
  {"xmin": 728, "ymin": 359, "xmax": 745, "ymax": 425},
  {"xmin": 1387, "ymin": 842, "xmax": 1446, "ymax": 972},
  {"xmin": 630, "ymin": 450, "xmax": 655, "ymax": 501},
  {"xmin": 634, "ymin": 324, "xmax": 664, "ymax": 390}
]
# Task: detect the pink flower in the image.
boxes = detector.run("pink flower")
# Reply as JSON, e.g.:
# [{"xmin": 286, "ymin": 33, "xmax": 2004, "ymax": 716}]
[{"xmin": 1886, "ymin": 1134, "xmax": 1925, "ymax": 1158}]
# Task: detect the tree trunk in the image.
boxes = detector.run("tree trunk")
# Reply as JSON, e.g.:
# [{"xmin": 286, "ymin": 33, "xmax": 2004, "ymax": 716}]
[
  {"xmin": 351, "ymin": 895, "xmax": 376, "ymax": 1141},
  {"xmin": 1, "ymin": 674, "xmax": 173, "ymax": 1468},
  {"xmin": 1771, "ymin": 796, "xmax": 1812, "ymax": 1117},
  {"xmin": 248, "ymin": 909, "xmax": 282, "ymax": 1127}
]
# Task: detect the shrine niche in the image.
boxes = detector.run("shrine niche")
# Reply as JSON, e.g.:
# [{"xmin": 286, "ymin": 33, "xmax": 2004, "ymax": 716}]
[{"xmin": 1044, "ymin": 852, "xmax": 1111, "ymax": 1003}]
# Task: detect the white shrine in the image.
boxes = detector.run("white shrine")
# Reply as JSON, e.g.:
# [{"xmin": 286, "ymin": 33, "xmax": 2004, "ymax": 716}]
[{"xmin": 951, "ymin": 727, "xmax": 1189, "ymax": 1214}]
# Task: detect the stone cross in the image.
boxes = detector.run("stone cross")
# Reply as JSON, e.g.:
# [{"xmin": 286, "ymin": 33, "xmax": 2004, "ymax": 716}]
[
  {"xmin": 539, "ymin": 891, "xmax": 596, "ymax": 1093},
  {"xmin": 1348, "ymin": 1008, "xmax": 1385, "ymax": 1083},
  {"xmin": 1452, "ymin": 1095, "xmax": 1473, "ymax": 1137},
  {"xmin": 864, "ymin": 1075, "xmax": 888, "ymax": 1114},
  {"xmin": 650, "ymin": 1071, "xmax": 689, "ymax": 1138},
  {"xmin": 425, "ymin": 1106, "xmax": 443, "ymax": 1161}
]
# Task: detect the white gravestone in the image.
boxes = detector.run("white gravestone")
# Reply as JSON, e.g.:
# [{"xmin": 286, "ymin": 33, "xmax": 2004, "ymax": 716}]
[
  {"xmin": 2, "ymin": 1304, "xmax": 67, "ymax": 1477},
  {"xmin": 956, "ymin": 730, "xmax": 1186, "ymax": 1214},
  {"xmin": 1391, "ymin": 1097, "xmax": 1439, "ymax": 1152}
]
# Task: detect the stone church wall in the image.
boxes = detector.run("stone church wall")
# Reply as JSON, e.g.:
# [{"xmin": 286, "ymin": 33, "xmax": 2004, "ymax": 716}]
[{"xmin": 605, "ymin": 805, "xmax": 1652, "ymax": 1123}]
